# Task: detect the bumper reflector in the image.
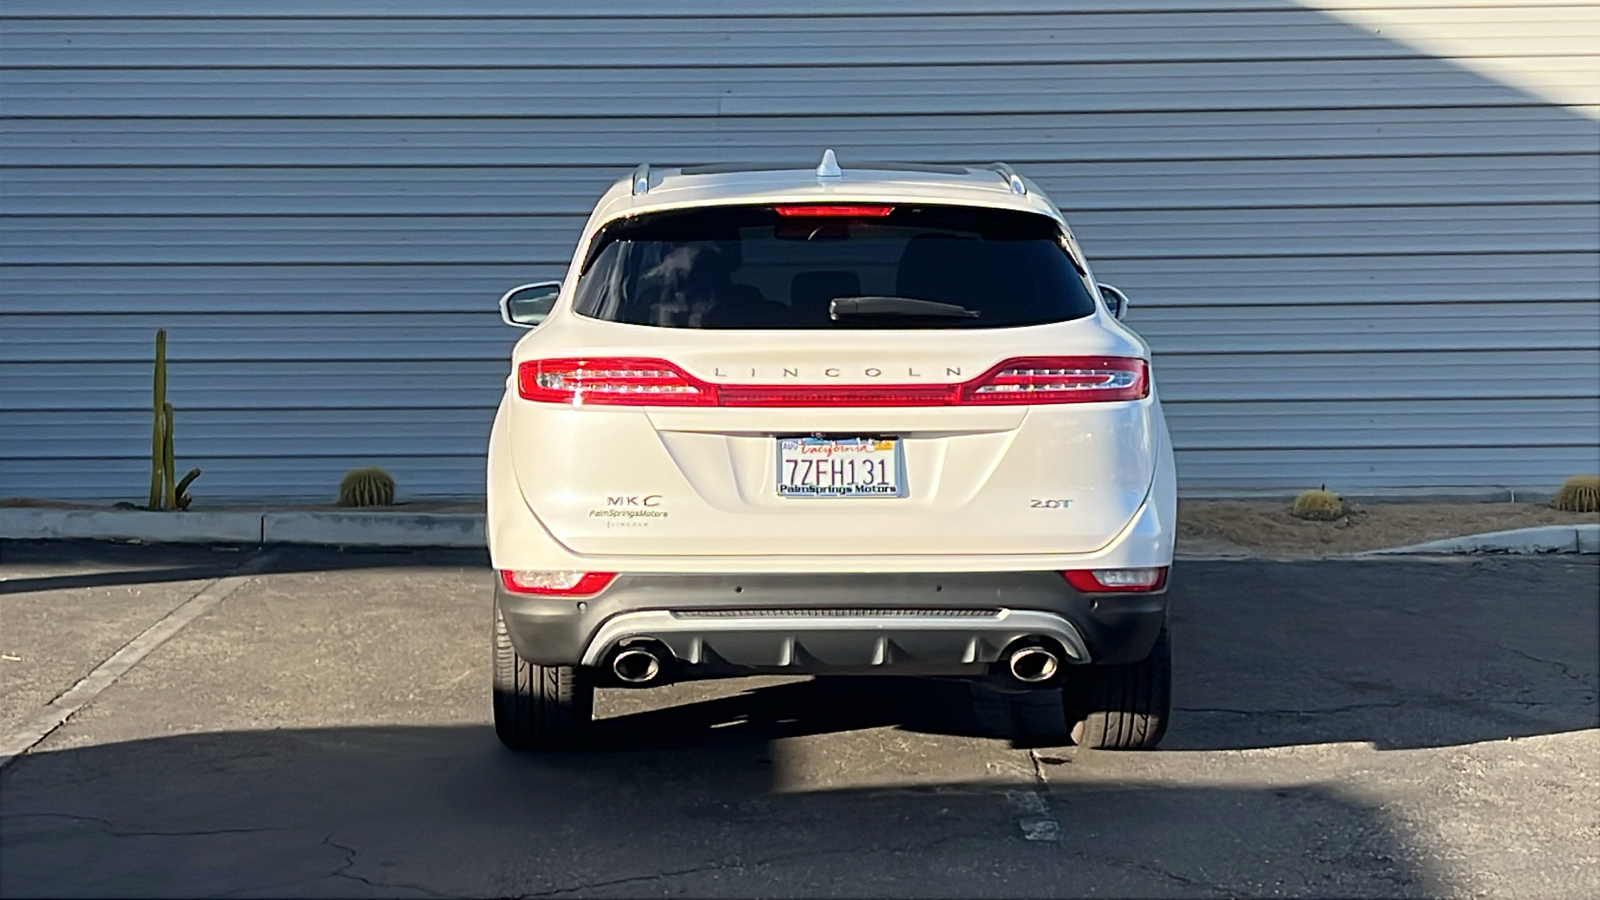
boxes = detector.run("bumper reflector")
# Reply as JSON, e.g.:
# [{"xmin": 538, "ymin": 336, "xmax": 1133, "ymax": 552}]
[
  {"xmin": 499, "ymin": 570, "xmax": 617, "ymax": 596},
  {"xmin": 1061, "ymin": 567, "xmax": 1168, "ymax": 593}
]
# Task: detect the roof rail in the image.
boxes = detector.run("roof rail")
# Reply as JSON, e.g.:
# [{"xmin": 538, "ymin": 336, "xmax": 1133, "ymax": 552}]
[
  {"xmin": 988, "ymin": 163, "xmax": 1027, "ymax": 196},
  {"xmin": 631, "ymin": 163, "xmax": 651, "ymax": 196}
]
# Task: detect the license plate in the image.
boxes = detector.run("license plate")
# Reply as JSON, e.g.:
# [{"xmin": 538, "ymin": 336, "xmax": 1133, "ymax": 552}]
[{"xmin": 777, "ymin": 437, "xmax": 904, "ymax": 498}]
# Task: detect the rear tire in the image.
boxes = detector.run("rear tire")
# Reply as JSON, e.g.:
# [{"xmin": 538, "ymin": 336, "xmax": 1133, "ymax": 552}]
[
  {"xmin": 492, "ymin": 604, "xmax": 593, "ymax": 750},
  {"xmin": 1066, "ymin": 623, "xmax": 1171, "ymax": 750}
]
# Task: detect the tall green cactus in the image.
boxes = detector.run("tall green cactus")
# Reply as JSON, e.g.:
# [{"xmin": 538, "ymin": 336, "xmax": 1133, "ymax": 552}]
[
  {"xmin": 163, "ymin": 402, "xmax": 177, "ymax": 510},
  {"xmin": 149, "ymin": 329, "xmax": 167, "ymax": 509},
  {"xmin": 148, "ymin": 329, "xmax": 200, "ymax": 510},
  {"xmin": 175, "ymin": 468, "xmax": 201, "ymax": 511}
]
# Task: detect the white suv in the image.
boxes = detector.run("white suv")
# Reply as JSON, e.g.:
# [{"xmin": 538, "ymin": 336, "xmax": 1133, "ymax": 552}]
[{"xmin": 488, "ymin": 152, "xmax": 1176, "ymax": 751}]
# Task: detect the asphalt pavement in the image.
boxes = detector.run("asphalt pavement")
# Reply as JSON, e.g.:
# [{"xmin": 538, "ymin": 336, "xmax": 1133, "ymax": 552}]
[{"xmin": 0, "ymin": 541, "xmax": 1596, "ymax": 898}]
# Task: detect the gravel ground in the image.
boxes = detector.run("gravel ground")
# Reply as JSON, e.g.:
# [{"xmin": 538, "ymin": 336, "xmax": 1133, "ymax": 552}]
[{"xmin": 1177, "ymin": 499, "xmax": 1599, "ymax": 558}]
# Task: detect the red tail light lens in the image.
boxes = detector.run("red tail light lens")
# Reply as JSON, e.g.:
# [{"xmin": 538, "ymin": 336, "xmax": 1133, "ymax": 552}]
[
  {"xmin": 517, "ymin": 358, "xmax": 714, "ymax": 406},
  {"xmin": 962, "ymin": 357, "xmax": 1148, "ymax": 404},
  {"xmin": 718, "ymin": 384, "xmax": 956, "ymax": 407},
  {"xmin": 774, "ymin": 205, "xmax": 895, "ymax": 217},
  {"xmin": 499, "ymin": 570, "xmax": 617, "ymax": 596},
  {"xmin": 1061, "ymin": 568, "xmax": 1168, "ymax": 593},
  {"xmin": 518, "ymin": 356, "xmax": 1148, "ymax": 407}
]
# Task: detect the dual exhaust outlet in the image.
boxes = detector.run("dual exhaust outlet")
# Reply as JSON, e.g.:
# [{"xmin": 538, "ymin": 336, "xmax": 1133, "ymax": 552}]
[{"xmin": 608, "ymin": 638, "xmax": 1065, "ymax": 686}]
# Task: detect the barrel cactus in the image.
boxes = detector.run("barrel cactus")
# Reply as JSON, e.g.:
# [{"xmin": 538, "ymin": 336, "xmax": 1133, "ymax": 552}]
[
  {"xmin": 340, "ymin": 467, "xmax": 396, "ymax": 507},
  {"xmin": 1291, "ymin": 487, "xmax": 1345, "ymax": 521},
  {"xmin": 1554, "ymin": 475, "xmax": 1600, "ymax": 513}
]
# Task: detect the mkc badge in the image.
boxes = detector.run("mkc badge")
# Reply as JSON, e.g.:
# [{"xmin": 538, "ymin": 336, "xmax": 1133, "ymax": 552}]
[{"xmin": 607, "ymin": 495, "xmax": 662, "ymax": 507}]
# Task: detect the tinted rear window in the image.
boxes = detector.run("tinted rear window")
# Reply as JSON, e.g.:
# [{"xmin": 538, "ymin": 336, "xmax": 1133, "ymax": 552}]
[{"xmin": 571, "ymin": 205, "xmax": 1096, "ymax": 330}]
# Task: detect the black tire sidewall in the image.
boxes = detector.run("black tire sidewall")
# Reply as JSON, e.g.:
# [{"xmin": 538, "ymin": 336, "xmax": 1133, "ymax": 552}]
[{"xmin": 493, "ymin": 603, "xmax": 593, "ymax": 750}]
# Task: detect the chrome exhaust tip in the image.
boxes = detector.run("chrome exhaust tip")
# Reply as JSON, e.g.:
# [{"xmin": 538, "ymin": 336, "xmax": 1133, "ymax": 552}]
[
  {"xmin": 1006, "ymin": 645, "xmax": 1061, "ymax": 684},
  {"xmin": 611, "ymin": 646, "xmax": 664, "ymax": 684}
]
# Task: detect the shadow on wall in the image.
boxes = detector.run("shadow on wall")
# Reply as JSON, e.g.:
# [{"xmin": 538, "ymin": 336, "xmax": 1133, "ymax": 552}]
[{"xmin": 0, "ymin": 1, "xmax": 1595, "ymax": 498}]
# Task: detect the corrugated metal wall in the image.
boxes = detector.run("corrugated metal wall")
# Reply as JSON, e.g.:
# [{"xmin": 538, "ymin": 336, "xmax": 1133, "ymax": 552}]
[{"xmin": 3, "ymin": 0, "xmax": 1597, "ymax": 502}]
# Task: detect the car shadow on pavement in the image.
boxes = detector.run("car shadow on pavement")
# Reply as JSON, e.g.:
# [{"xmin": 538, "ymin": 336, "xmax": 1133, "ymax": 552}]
[
  {"xmin": 4, "ymin": 545, "xmax": 1594, "ymax": 756},
  {"xmin": 587, "ymin": 557, "xmax": 1600, "ymax": 755},
  {"xmin": 592, "ymin": 676, "xmax": 997, "ymax": 749},
  {"xmin": 0, "ymin": 721, "xmax": 1438, "ymax": 898}
]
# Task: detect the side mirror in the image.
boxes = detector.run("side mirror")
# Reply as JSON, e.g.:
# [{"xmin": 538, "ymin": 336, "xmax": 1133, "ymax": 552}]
[
  {"xmin": 1098, "ymin": 283, "xmax": 1131, "ymax": 320},
  {"xmin": 499, "ymin": 281, "xmax": 562, "ymax": 328}
]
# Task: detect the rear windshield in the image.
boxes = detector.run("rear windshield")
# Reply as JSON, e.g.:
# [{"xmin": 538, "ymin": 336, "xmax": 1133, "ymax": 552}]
[{"xmin": 571, "ymin": 205, "xmax": 1096, "ymax": 330}]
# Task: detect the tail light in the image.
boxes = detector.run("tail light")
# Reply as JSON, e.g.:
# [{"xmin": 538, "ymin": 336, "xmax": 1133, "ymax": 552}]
[
  {"xmin": 499, "ymin": 570, "xmax": 617, "ymax": 596},
  {"xmin": 718, "ymin": 384, "xmax": 955, "ymax": 407},
  {"xmin": 1061, "ymin": 568, "xmax": 1168, "ymax": 593},
  {"xmin": 518, "ymin": 356, "xmax": 1147, "ymax": 407},
  {"xmin": 517, "ymin": 358, "xmax": 714, "ymax": 406},
  {"xmin": 961, "ymin": 357, "xmax": 1147, "ymax": 404}
]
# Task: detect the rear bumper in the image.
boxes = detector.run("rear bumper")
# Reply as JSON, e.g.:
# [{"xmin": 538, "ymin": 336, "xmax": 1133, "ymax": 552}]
[{"xmin": 496, "ymin": 570, "xmax": 1167, "ymax": 674}]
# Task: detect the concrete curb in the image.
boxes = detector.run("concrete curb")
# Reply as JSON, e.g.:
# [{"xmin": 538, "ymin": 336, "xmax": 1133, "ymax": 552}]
[
  {"xmin": 261, "ymin": 511, "xmax": 484, "ymax": 547},
  {"xmin": 1180, "ymin": 487, "xmax": 1557, "ymax": 504},
  {"xmin": 0, "ymin": 508, "xmax": 485, "ymax": 548},
  {"xmin": 0, "ymin": 508, "xmax": 265, "ymax": 544},
  {"xmin": 1365, "ymin": 524, "xmax": 1600, "ymax": 556},
  {"xmin": 4, "ymin": 508, "xmax": 1593, "ymax": 556}
]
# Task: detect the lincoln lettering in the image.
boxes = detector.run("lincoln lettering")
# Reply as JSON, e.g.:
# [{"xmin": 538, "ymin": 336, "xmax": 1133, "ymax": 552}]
[{"xmin": 709, "ymin": 366, "xmax": 961, "ymax": 379}]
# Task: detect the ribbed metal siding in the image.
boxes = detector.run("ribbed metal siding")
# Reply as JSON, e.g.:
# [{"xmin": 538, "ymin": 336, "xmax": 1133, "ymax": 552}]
[{"xmin": 2, "ymin": 1, "xmax": 1596, "ymax": 501}]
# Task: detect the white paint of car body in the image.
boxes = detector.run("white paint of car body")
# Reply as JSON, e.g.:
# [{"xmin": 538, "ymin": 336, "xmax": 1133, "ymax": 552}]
[{"xmin": 486, "ymin": 158, "xmax": 1177, "ymax": 573}]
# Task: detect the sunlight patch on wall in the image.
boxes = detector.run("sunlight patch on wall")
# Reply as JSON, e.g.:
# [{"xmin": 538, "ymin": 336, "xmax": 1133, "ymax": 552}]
[{"xmin": 1300, "ymin": 1, "xmax": 1600, "ymax": 117}]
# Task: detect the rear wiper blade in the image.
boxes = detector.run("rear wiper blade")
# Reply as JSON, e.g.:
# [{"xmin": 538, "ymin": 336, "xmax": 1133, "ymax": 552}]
[{"xmin": 829, "ymin": 296, "xmax": 980, "ymax": 320}]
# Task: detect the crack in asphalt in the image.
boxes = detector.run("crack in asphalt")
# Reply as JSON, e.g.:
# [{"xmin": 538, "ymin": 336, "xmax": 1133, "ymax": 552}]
[
  {"xmin": 519, "ymin": 754, "xmax": 1081, "ymax": 899},
  {"xmin": 515, "ymin": 827, "xmax": 998, "ymax": 897},
  {"xmin": 1026, "ymin": 755, "xmax": 1235, "ymax": 894},
  {"xmin": 1028, "ymin": 748, "xmax": 1049, "ymax": 783},
  {"xmin": 322, "ymin": 834, "xmax": 448, "ymax": 898},
  {"xmin": 518, "ymin": 860, "xmax": 739, "ymax": 898},
  {"xmin": 1504, "ymin": 648, "xmax": 1597, "ymax": 688},
  {"xmin": 1175, "ymin": 701, "xmax": 1407, "ymax": 717},
  {"xmin": 1118, "ymin": 857, "xmax": 1221, "ymax": 892},
  {"xmin": 0, "ymin": 812, "xmax": 293, "ymax": 839},
  {"xmin": 3, "ymin": 818, "xmax": 444, "ymax": 898},
  {"xmin": 1481, "ymin": 698, "xmax": 1589, "ymax": 708}
]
